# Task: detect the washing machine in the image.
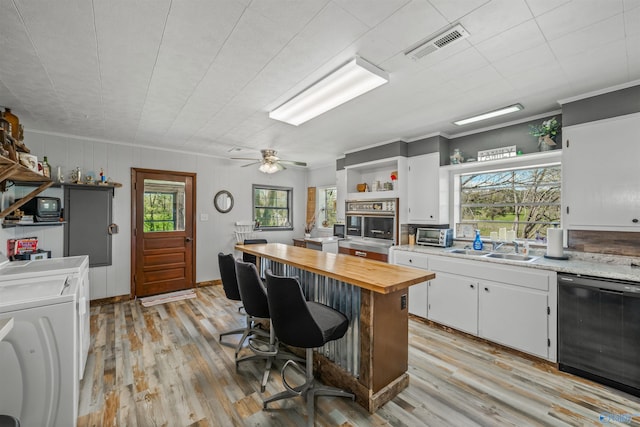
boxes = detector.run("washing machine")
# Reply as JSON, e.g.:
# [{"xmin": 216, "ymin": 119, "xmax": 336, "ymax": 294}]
[
  {"xmin": 0, "ymin": 255, "xmax": 90, "ymax": 380},
  {"xmin": 0, "ymin": 274, "xmax": 79, "ymax": 427}
]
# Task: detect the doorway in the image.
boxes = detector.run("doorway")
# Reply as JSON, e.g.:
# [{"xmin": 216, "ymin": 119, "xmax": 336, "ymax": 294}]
[{"xmin": 131, "ymin": 168, "xmax": 196, "ymax": 297}]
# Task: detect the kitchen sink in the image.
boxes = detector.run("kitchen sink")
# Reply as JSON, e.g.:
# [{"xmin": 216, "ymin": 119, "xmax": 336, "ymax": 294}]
[
  {"xmin": 447, "ymin": 249, "xmax": 491, "ymax": 256},
  {"xmin": 483, "ymin": 253, "xmax": 538, "ymax": 262}
]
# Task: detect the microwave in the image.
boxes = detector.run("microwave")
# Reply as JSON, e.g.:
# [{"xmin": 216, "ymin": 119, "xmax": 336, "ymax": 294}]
[
  {"xmin": 20, "ymin": 197, "xmax": 61, "ymax": 222},
  {"xmin": 416, "ymin": 228, "xmax": 453, "ymax": 247}
]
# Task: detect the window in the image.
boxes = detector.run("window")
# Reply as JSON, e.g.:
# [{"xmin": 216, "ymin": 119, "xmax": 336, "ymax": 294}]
[
  {"xmin": 317, "ymin": 186, "xmax": 337, "ymax": 228},
  {"xmin": 143, "ymin": 180, "xmax": 186, "ymax": 232},
  {"xmin": 253, "ymin": 184, "xmax": 293, "ymax": 230},
  {"xmin": 459, "ymin": 164, "xmax": 561, "ymax": 239}
]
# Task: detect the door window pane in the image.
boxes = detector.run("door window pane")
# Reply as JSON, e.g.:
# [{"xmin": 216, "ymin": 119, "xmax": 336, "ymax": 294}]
[{"xmin": 144, "ymin": 179, "xmax": 186, "ymax": 232}]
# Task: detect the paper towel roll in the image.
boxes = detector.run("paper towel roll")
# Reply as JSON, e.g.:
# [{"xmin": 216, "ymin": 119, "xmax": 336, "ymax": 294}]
[{"xmin": 546, "ymin": 228, "xmax": 564, "ymax": 258}]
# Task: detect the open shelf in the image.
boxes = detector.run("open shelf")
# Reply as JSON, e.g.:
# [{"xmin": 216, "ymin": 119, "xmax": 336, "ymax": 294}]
[
  {"xmin": 2, "ymin": 221, "xmax": 66, "ymax": 228},
  {"xmin": 0, "ymin": 155, "xmax": 53, "ymax": 218}
]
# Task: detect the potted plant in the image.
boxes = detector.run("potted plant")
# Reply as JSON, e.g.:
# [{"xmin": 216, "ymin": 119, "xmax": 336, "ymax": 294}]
[
  {"xmin": 304, "ymin": 216, "xmax": 315, "ymax": 238},
  {"xmin": 529, "ymin": 117, "xmax": 561, "ymax": 151}
]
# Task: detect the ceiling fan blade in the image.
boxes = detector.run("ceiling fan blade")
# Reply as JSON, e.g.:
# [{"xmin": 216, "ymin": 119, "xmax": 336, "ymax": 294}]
[
  {"xmin": 279, "ymin": 160, "xmax": 307, "ymax": 167},
  {"xmin": 241, "ymin": 161, "xmax": 261, "ymax": 167},
  {"xmin": 231, "ymin": 156, "xmax": 261, "ymax": 161}
]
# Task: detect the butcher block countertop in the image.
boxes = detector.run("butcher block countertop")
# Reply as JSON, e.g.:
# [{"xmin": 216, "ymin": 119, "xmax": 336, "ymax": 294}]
[{"xmin": 235, "ymin": 242, "xmax": 434, "ymax": 294}]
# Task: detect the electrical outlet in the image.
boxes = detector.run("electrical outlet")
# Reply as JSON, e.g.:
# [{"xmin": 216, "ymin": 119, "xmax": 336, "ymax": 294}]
[
  {"xmin": 400, "ymin": 294, "xmax": 407, "ymax": 310},
  {"xmin": 200, "ymin": 213, "xmax": 209, "ymax": 221}
]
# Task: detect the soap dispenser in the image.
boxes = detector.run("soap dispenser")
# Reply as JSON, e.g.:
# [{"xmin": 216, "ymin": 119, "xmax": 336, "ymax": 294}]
[{"xmin": 473, "ymin": 230, "xmax": 484, "ymax": 251}]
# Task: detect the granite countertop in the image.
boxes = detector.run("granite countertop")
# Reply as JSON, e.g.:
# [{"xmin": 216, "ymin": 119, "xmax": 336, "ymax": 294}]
[{"xmin": 392, "ymin": 244, "xmax": 640, "ymax": 283}]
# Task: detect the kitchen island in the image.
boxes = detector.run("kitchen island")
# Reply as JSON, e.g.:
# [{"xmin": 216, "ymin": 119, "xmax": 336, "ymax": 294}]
[{"xmin": 235, "ymin": 242, "xmax": 434, "ymax": 412}]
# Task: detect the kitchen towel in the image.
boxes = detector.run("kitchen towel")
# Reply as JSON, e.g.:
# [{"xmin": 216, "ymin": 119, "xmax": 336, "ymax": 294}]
[{"xmin": 546, "ymin": 228, "xmax": 564, "ymax": 258}]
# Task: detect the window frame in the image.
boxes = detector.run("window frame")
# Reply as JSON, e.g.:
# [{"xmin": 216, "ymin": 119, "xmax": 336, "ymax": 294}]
[
  {"xmin": 316, "ymin": 185, "xmax": 338, "ymax": 230},
  {"xmin": 252, "ymin": 184, "xmax": 294, "ymax": 231},
  {"xmin": 449, "ymin": 152, "xmax": 562, "ymax": 241}
]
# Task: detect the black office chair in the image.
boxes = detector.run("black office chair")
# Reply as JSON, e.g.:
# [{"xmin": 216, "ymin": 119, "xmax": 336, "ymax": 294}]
[
  {"xmin": 234, "ymin": 259, "xmax": 303, "ymax": 392},
  {"xmin": 217, "ymin": 253, "xmax": 268, "ymax": 358},
  {"xmin": 263, "ymin": 270, "xmax": 354, "ymax": 426},
  {"xmin": 0, "ymin": 415, "xmax": 20, "ymax": 427},
  {"xmin": 242, "ymin": 238, "xmax": 267, "ymax": 266}
]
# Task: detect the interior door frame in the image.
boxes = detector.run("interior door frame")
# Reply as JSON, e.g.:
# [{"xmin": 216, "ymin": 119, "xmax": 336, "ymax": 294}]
[{"xmin": 131, "ymin": 168, "xmax": 197, "ymax": 297}]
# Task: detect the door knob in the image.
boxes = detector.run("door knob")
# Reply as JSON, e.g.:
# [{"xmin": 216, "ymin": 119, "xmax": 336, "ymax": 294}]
[{"xmin": 185, "ymin": 237, "xmax": 193, "ymax": 242}]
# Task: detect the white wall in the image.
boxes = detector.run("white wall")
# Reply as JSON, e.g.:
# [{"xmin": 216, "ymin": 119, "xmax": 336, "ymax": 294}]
[{"xmin": 2, "ymin": 130, "xmax": 308, "ymax": 298}]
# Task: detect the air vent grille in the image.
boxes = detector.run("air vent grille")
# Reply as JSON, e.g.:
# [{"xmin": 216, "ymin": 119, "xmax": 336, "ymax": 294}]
[{"xmin": 405, "ymin": 24, "xmax": 470, "ymax": 60}]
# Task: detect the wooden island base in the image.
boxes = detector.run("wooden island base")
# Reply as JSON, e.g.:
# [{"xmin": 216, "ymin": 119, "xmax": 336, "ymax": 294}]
[{"xmin": 235, "ymin": 243, "xmax": 434, "ymax": 413}]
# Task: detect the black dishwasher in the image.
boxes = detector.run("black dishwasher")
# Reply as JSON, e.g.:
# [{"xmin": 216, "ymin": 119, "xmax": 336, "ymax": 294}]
[{"xmin": 558, "ymin": 273, "xmax": 640, "ymax": 396}]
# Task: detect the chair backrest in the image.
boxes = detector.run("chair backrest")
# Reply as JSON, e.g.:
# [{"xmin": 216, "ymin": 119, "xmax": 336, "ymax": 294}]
[
  {"xmin": 265, "ymin": 270, "xmax": 325, "ymax": 348},
  {"xmin": 243, "ymin": 238, "xmax": 267, "ymax": 265},
  {"xmin": 235, "ymin": 259, "xmax": 270, "ymax": 319},
  {"xmin": 218, "ymin": 252, "xmax": 241, "ymax": 301}
]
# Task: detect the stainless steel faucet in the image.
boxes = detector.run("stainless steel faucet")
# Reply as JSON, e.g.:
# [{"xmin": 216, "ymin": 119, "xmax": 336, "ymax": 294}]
[
  {"xmin": 512, "ymin": 241, "xmax": 520, "ymax": 254},
  {"xmin": 491, "ymin": 241, "xmax": 505, "ymax": 251}
]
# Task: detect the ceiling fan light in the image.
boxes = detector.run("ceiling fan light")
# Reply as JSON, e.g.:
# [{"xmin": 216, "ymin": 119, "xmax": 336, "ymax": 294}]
[
  {"xmin": 269, "ymin": 56, "xmax": 389, "ymax": 126},
  {"xmin": 259, "ymin": 162, "xmax": 280, "ymax": 174}
]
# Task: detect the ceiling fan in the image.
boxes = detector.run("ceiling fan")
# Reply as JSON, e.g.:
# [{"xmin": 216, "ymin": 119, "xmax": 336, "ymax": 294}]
[{"xmin": 232, "ymin": 149, "xmax": 307, "ymax": 174}]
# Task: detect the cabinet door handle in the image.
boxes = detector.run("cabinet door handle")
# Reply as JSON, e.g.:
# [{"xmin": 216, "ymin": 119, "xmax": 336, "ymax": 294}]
[
  {"xmin": 633, "ymin": 218, "xmax": 639, "ymax": 224},
  {"xmin": 409, "ymin": 259, "xmax": 413, "ymax": 263},
  {"xmin": 484, "ymin": 287, "xmax": 489, "ymax": 292},
  {"xmin": 470, "ymin": 284, "xmax": 474, "ymax": 289}
]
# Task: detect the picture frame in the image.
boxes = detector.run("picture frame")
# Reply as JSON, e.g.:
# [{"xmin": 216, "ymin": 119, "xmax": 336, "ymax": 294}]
[{"xmin": 456, "ymin": 222, "xmax": 477, "ymax": 239}]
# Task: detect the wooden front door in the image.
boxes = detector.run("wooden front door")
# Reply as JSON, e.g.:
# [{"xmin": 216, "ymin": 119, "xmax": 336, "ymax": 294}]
[{"xmin": 131, "ymin": 168, "xmax": 196, "ymax": 297}]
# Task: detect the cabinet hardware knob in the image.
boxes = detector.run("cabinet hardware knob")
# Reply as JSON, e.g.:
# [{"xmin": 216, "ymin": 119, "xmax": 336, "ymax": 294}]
[
  {"xmin": 484, "ymin": 287, "xmax": 489, "ymax": 292},
  {"xmin": 470, "ymin": 284, "xmax": 474, "ymax": 289},
  {"xmin": 633, "ymin": 218, "xmax": 639, "ymax": 223}
]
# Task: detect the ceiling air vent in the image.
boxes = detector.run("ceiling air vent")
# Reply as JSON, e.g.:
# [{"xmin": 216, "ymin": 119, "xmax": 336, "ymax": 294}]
[{"xmin": 405, "ymin": 24, "xmax": 470, "ymax": 60}]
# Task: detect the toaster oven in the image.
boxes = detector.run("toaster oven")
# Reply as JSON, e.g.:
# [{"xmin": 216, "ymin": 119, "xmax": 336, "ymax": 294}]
[{"xmin": 416, "ymin": 228, "xmax": 453, "ymax": 247}]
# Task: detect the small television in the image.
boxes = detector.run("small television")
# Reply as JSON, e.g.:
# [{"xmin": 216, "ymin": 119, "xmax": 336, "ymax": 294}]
[{"xmin": 21, "ymin": 197, "xmax": 61, "ymax": 222}]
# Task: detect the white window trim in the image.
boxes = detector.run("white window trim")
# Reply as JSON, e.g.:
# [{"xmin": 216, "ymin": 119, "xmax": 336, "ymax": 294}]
[
  {"xmin": 446, "ymin": 151, "xmax": 562, "ymax": 236},
  {"xmin": 316, "ymin": 184, "xmax": 337, "ymax": 230}
]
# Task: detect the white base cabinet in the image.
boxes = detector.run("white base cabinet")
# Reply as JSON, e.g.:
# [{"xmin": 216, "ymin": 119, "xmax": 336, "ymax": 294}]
[
  {"xmin": 478, "ymin": 280, "xmax": 549, "ymax": 358},
  {"xmin": 428, "ymin": 272, "xmax": 478, "ymax": 335},
  {"xmin": 393, "ymin": 250, "xmax": 429, "ymax": 317},
  {"xmin": 390, "ymin": 248, "xmax": 557, "ymax": 361}
]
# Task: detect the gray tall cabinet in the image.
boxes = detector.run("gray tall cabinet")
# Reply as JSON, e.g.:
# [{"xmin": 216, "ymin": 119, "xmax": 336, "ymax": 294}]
[{"xmin": 64, "ymin": 185, "xmax": 114, "ymax": 267}]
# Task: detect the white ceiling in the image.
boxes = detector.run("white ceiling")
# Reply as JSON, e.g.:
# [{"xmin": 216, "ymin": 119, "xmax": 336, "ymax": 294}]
[{"xmin": 1, "ymin": 0, "xmax": 638, "ymax": 168}]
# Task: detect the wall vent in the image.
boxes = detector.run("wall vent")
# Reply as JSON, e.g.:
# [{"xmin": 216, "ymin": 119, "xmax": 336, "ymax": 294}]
[{"xmin": 405, "ymin": 24, "xmax": 470, "ymax": 60}]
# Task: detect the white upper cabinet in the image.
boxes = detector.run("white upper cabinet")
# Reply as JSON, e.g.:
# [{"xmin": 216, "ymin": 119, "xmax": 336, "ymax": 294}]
[
  {"xmin": 407, "ymin": 153, "xmax": 448, "ymax": 224},
  {"xmin": 562, "ymin": 113, "xmax": 640, "ymax": 231}
]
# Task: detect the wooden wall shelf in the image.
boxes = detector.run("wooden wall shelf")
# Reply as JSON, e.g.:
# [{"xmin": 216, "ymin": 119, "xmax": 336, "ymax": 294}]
[{"xmin": 0, "ymin": 156, "xmax": 53, "ymax": 218}]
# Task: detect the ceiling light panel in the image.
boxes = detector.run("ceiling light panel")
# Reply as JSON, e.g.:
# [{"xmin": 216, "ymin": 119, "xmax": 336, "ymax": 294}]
[
  {"xmin": 269, "ymin": 56, "xmax": 389, "ymax": 126},
  {"xmin": 453, "ymin": 104, "xmax": 523, "ymax": 126}
]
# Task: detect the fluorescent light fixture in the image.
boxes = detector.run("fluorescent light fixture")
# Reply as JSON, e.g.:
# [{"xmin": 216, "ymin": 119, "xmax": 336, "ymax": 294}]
[
  {"xmin": 453, "ymin": 104, "xmax": 524, "ymax": 126},
  {"xmin": 269, "ymin": 56, "xmax": 389, "ymax": 126}
]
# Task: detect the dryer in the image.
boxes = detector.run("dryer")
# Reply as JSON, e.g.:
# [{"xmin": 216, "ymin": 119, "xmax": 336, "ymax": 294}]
[
  {"xmin": 0, "ymin": 255, "xmax": 90, "ymax": 380},
  {"xmin": 0, "ymin": 275, "xmax": 78, "ymax": 427}
]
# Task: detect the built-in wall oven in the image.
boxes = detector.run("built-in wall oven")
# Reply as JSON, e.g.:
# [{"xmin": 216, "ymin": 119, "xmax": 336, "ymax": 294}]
[{"xmin": 339, "ymin": 198, "xmax": 397, "ymax": 262}]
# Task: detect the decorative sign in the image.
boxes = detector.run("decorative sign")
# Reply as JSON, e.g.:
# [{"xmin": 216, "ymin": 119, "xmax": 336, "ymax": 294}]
[{"xmin": 477, "ymin": 145, "xmax": 517, "ymax": 162}]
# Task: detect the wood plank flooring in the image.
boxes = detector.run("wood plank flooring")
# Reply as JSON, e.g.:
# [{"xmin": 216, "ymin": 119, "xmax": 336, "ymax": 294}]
[{"xmin": 78, "ymin": 285, "xmax": 640, "ymax": 426}]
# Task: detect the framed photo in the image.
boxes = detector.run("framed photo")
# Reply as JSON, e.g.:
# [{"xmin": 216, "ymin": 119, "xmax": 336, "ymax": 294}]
[{"xmin": 456, "ymin": 222, "xmax": 477, "ymax": 239}]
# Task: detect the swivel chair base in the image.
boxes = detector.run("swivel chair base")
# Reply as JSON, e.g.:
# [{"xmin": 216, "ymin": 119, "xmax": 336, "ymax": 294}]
[
  {"xmin": 236, "ymin": 325, "xmax": 305, "ymax": 392},
  {"xmin": 263, "ymin": 347, "xmax": 354, "ymax": 427}
]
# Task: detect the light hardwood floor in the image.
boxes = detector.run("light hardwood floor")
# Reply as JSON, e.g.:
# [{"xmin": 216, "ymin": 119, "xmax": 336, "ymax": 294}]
[{"xmin": 78, "ymin": 285, "xmax": 640, "ymax": 426}]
